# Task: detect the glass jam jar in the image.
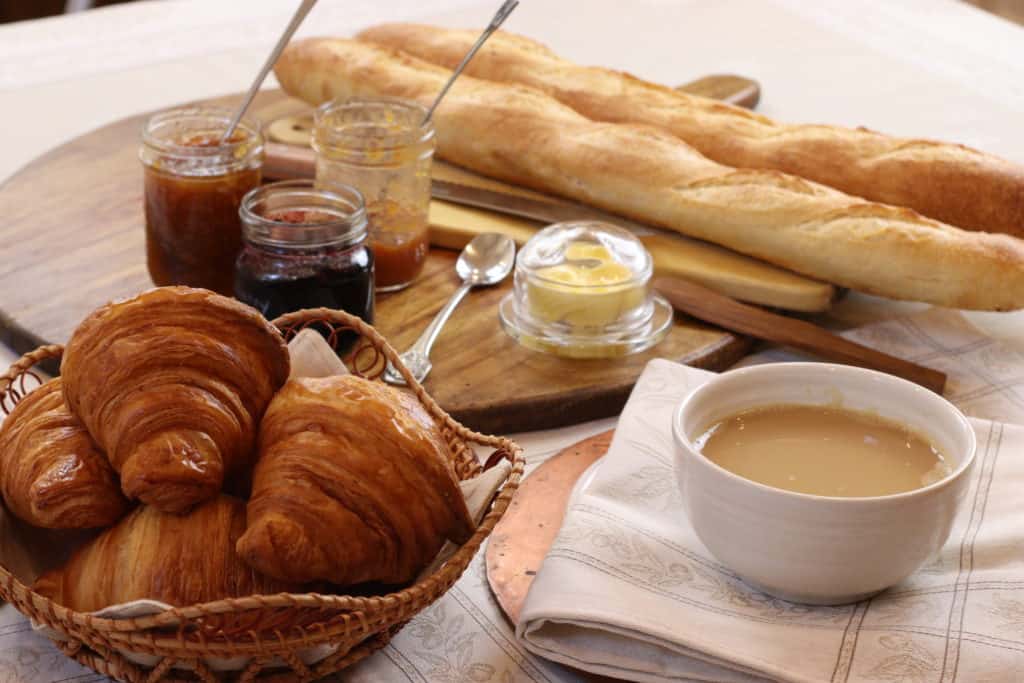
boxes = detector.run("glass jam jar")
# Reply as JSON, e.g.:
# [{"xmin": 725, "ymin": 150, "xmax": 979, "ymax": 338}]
[
  {"xmin": 312, "ymin": 97, "xmax": 435, "ymax": 292},
  {"xmin": 140, "ymin": 107, "xmax": 264, "ymax": 295},
  {"xmin": 498, "ymin": 221, "xmax": 673, "ymax": 359},
  {"xmin": 234, "ymin": 180, "xmax": 374, "ymax": 331}
]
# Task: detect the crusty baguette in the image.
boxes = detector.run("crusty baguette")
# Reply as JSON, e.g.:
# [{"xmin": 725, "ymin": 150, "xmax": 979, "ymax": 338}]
[
  {"xmin": 275, "ymin": 38, "xmax": 1024, "ymax": 310},
  {"xmin": 358, "ymin": 23, "xmax": 1024, "ymax": 240}
]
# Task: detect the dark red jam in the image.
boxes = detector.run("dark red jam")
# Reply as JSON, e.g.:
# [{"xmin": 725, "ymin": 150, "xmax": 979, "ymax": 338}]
[
  {"xmin": 234, "ymin": 243, "xmax": 374, "ymax": 328},
  {"xmin": 234, "ymin": 180, "xmax": 374, "ymax": 350}
]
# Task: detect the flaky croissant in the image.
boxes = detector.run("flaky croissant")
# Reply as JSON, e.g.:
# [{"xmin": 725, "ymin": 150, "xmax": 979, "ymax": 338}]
[
  {"xmin": 0, "ymin": 378, "xmax": 128, "ymax": 529},
  {"xmin": 33, "ymin": 495, "xmax": 298, "ymax": 611},
  {"xmin": 61, "ymin": 287, "xmax": 290, "ymax": 514},
  {"xmin": 237, "ymin": 376, "xmax": 474, "ymax": 586}
]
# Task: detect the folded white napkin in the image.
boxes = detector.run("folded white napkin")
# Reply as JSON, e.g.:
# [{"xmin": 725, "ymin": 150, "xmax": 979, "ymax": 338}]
[
  {"xmin": 287, "ymin": 328, "xmax": 349, "ymax": 379},
  {"xmin": 518, "ymin": 310, "xmax": 1024, "ymax": 682}
]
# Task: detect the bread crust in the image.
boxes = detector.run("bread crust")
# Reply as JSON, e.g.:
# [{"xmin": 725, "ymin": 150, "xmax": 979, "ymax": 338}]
[
  {"xmin": 0, "ymin": 378, "xmax": 127, "ymax": 529},
  {"xmin": 33, "ymin": 495, "xmax": 298, "ymax": 611},
  {"xmin": 61, "ymin": 286, "xmax": 290, "ymax": 512},
  {"xmin": 358, "ymin": 23, "xmax": 1024, "ymax": 240},
  {"xmin": 237, "ymin": 375, "xmax": 474, "ymax": 586},
  {"xmin": 275, "ymin": 38, "xmax": 1024, "ymax": 310}
]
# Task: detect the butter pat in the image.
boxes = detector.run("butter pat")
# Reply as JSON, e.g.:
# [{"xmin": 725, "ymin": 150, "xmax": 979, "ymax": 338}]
[{"xmin": 528, "ymin": 243, "xmax": 646, "ymax": 328}]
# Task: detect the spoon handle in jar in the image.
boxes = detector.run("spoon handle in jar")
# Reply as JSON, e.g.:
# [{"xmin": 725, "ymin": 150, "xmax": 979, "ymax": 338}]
[
  {"xmin": 222, "ymin": 0, "xmax": 318, "ymax": 142},
  {"xmin": 421, "ymin": 0, "xmax": 520, "ymax": 123}
]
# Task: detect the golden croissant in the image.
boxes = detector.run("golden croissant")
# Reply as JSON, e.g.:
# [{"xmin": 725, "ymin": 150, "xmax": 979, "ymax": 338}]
[
  {"xmin": 0, "ymin": 378, "xmax": 128, "ymax": 529},
  {"xmin": 61, "ymin": 287, "xmax": 290, "ymax": 513},
  {"xmin": 237, "ymin": 376, "xmax": 475, "ymax": 585},
  {"xmin": 33, "ymin": 495, "xmax": 298, "ymax": 611}
]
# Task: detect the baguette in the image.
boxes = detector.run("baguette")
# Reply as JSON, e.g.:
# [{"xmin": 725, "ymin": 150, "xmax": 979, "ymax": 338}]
[
  {"xmin": 275, "ymin": 38, "xmax": 1024, "ymax": 310},
  {"xmin": 358, "ymin": 23, "xmax": 1024, "ymax": 240}
]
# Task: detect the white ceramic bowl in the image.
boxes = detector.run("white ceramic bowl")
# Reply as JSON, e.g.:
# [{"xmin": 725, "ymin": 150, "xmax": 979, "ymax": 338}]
[{"xmin": 672, "ymin": 363, "xmax": 976, "ymax": 605}]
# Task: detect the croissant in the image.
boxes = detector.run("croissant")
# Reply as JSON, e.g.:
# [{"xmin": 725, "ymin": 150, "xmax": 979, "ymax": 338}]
[
  {"xmin": 33, "ymin": 495, "xmax": 298, "ymax": 611},
  {"xmin": 61, "ymin": 287, "xmax": 290, "ymax": 513},
  {"xmin": 237, "ymin": 376, "xmax": 474, "ymax": 585},
  {"xmin": 0, "ymin": 378, "xmax": 128, "ymax": 529}
]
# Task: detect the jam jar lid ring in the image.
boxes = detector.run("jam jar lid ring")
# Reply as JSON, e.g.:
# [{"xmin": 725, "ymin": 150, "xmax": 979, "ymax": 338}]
[
  {"xmin": 312, "ymin": 96, "xmax": 436, "ymax": 156},
  {"xmin": 239, "ymin": 180, "xmax": 369, "ymax": 250},
  {"xmin": 141, "ymin": 107, "xmax": 264, "ymax": 161}
]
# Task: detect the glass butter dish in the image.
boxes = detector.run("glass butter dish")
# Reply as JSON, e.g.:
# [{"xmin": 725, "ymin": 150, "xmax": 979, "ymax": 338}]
[{"xmin": 499, "ymin": 221, "xmax": 672, "ymax": 359}]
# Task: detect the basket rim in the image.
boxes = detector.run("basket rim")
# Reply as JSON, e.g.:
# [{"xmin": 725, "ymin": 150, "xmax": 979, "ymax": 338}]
[{"xmin": 0, "ymin": 307, "xmax": 524, "ymax": 648}]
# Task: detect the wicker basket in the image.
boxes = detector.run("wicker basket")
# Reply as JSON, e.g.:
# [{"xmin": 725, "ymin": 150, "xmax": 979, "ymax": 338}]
[{"xmin": 0, "ymin": 309, "xmax": 524, "ymax": 683}]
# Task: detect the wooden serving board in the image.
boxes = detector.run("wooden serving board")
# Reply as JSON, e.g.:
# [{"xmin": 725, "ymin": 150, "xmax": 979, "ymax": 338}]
[{"xmin": 0, "ymin": 91, "xmax": 751, "ymax": 434}]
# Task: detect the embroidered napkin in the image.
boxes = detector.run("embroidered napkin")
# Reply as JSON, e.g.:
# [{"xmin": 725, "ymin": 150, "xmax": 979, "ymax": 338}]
[{"xmin": 517, "ymin": 310, "xmax": 1024, "ymax": 682}]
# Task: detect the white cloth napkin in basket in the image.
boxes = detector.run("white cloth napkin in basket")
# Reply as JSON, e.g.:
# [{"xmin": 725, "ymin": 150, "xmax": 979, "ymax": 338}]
[{"xmin": 517, "ymin": 310, "xmax": 1024, "ymax": 683}]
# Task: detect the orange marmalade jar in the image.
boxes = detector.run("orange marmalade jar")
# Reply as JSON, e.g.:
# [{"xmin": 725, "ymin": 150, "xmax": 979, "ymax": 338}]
[
  {"xmin": 140, "ymin": 108, "xmax": 264, "ymax": 295},
  {"xmin": 313, "ymin": 98, "xmax": 435, "ymax": 292}
]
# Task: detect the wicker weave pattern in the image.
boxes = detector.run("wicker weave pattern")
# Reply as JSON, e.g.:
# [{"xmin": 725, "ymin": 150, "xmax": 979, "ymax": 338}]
[{"xmin": 0, "ymin": 310, "xmax": 523, "ymax": 682}]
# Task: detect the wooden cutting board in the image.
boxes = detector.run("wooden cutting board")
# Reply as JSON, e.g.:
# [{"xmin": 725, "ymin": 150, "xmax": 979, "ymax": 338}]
[{"xmin": 0, "ymin": 88, "xmax": 757, "ymax": 434}]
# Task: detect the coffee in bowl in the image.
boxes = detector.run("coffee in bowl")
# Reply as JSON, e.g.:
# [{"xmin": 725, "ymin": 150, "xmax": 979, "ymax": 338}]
[
  {"xmin": 673, "ymin": 362, "xmax": 976, "ymax": 605},
  {"xmin": 694, "ymin": 404, "xmax": 953, "ymax": 498}
]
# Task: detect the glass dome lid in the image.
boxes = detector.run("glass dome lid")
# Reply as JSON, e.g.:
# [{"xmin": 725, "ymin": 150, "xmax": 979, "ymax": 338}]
[{"xmin": 499, "ymin": 221, "xmax": 672, "ymax": 359}]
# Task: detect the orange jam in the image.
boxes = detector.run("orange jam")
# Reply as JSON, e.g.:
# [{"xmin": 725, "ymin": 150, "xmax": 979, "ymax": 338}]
[
  {"xmin": 140, "ymin": 109, "xmax": 263, "ymax": 295},
  {"xmin": 367, "ymin": 199, "xmax": 429, "ymax": 290},
  {"xmin": 144, "ymin": 161, "xmax": 260, "ymax": 295}
]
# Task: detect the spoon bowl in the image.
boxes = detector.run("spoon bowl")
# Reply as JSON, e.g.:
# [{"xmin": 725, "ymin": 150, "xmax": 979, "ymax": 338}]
[{"xmin": 457, "ymin": 232, "xmax": 517, "ymax": 286}]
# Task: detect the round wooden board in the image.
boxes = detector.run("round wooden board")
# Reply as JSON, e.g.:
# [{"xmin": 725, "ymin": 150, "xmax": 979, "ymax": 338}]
[{"xmin": 0, "ymin": 91, "xmax": 748, "ymax": 434}]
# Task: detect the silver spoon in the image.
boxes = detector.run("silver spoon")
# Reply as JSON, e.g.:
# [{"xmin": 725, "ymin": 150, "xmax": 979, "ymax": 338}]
[
  {"xmin": 421, "ymin": 0, "xmax": 519, "ymax": 124},
  {"xmin": 374, "ymin": 0, "xmax": 518, "ymax": 203},
  {"xmin": 384, "ymin": 233, "xmax": 516, "ymax": 386},
  {"xmin": 221, "ymin": 0, "xmax": 318, "ymax": 143}
]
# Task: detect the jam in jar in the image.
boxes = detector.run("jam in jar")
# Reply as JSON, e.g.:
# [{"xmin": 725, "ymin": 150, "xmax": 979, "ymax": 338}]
[
  {"xmin": 234, "ymin": 180, "xmax": 374, "ymax": 334},
  {"xmin": 312, "ymin": 97, "xmax": 435, "ymax": 292},
  {"xmin": 140, "ymin": 107, "xmax": 263, "ymax": 295},
  {"xmin": 367, "ymin": 198, "xmax": 430, "ymax": 288}
]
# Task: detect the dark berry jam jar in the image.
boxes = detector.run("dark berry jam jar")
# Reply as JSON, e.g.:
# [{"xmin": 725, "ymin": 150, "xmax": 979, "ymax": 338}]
[{"xmin": 234, "ymin": 180, "xmax": 374, "ymax": 337}]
